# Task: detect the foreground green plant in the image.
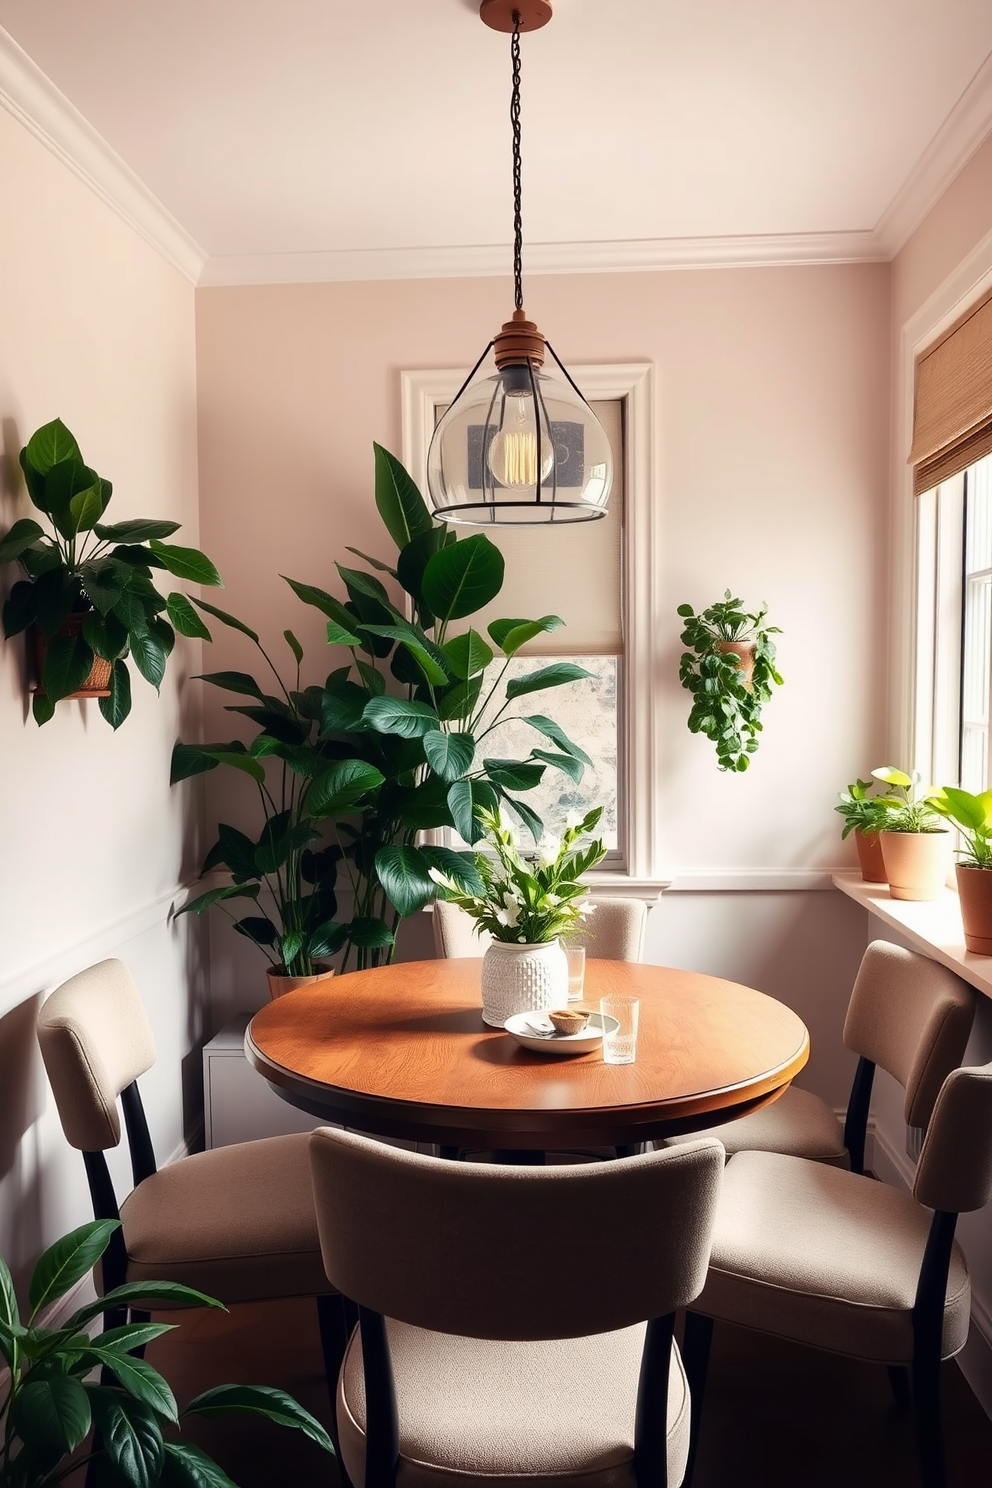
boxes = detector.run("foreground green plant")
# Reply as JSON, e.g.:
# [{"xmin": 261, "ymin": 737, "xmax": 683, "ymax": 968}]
[
  {"xmin": 834, "ymin": 777, "xmax": 896, "ymax": 839},
  {"xmin": 172, "ymin": 443, "xmax": 593, "ymax": 973},
  {"xmin": 0, "ymin": 418, "xmax": 222, "ymax": 727},
  {"xmin": 870, "ymin": 766, "xmax": 944, "ymax": 833},
  {"xmin": 430, "ymin": 805, "xmax": 606, "ymax": 944},
  {"xmin": 0, "ymin": 1219, "xmax": 333, "ymax": 1488},
  {"xmin": 932, "ymin": 785, "xmax": 992, "ymax": 867},
  {"xmin": 677, "ymin": 590, "xmax": 783, "ymax": 772}
]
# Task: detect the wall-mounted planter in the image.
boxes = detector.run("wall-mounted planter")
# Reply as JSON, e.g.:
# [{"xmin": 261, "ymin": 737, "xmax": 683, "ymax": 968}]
[{"xmin": 32, "ymin": 615, "xmax": 111, "ymax": 699}]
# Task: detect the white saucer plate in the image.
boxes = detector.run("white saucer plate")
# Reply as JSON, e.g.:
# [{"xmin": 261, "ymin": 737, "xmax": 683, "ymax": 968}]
[{"xmin": 503, "ymin": 1011, "xmax": 619, "ymax": 1056}]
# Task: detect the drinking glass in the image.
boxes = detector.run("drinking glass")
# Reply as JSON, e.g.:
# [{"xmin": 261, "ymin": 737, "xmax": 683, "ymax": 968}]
[
  {"xmin": 599, "ymin": 995, "xmax": 639, "ymax": 1064},
  {"xmin": 564, "ymin": 943, "xmax": 586, "ymax": 1001}
]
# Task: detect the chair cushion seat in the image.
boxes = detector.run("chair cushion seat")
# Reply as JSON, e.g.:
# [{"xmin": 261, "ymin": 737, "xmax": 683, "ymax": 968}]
[
  {"xmin": 337, "ymin": 1319, "xmax": 689, "ymax": 1488},
  {"xmin": 121, "ymin": 1133, "xmax": 332, "ymax": 1303},
  {"xmin": 667, "ymin": 1087, "xmax": 849, "ymax": 1165},
  {"xmin": 695, "ymin": 1151, "xmax": 970, "ymax": 1363}
]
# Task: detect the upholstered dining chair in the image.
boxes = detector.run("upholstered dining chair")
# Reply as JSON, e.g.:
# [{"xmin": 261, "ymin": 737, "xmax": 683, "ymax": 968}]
[
  {"xmin": 432, "ymin": 894, "xmax": 648, "ymax": 962},
  {"xmin": 674, "ymin": 940, "xmax": 974, "ymax": 1173},
  {"xmin": 308, "ymin": 1128, "xmax": 725, "ymax": 1488},
  {"xmin": 35, "ymin": 959, "xmax": 349, "ymax": 1402},
  {"xmin": 681, "ymin": 1056, "xmax": 992, "ymax": 1488}
]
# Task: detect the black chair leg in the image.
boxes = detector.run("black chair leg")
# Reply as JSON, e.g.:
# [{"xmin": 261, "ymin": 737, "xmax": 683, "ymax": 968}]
[
  {"xmin": 680, "ymin": 1312, "xmax": 713, "ymax": 1488},
  {"xmin": 887, "ymin": 1363, "xmax": 912, "ymax": 1408},
  {"xmin": 912, "ymin": 1349, "xmax": 946, "ymax": 1488},
  {"xmin": 317, "ymin": 1292, "xmax": 357, "ymax": 1484}
]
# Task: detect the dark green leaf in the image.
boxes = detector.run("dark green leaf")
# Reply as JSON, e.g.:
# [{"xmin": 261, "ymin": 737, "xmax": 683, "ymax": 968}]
[
  {"xmin": 375, "ymin": 845, "xmax": 435, "ymax": 917},
  {"xmin": 443, "ymin": 629, "xmax": 494, "ymax": 679},
  {"xmin": 481, "ymin": 758, "xmax": 546, "ymax": 790},
  {"xmin": 490, "ymin": 614, "xmax": 564, "ymax": 657},
  {"xmin": 170, "ymin": 742, "xmax": 230, "ymax": 783},
  {"xmin": 446, "ymin": 779, "xmax": 484, "ymax": 844},
  {"xmin": 21, "ymin": 542, "xmax": 65, "ymax": 578},
  {"xmin": 347, "ymin": 917, "xmax": 395, "ymax": 949},
  {"xmin": 167, "ymin": 592, "xmax": 212, "ymax": 639},
  {"xmin": 256, "ymin": 820, "xmax": 320, "ymax": 875},
  {"xmin": 129, "ymin": 626, "xmax": 168, "ymax": 690},
  {"xmin": 12, "ymin": 1375, "xmax": 91, "ymax": 1467},
  {"xmin": 185, "ymin": 1382, "xmax": 335, "ymax": 1452},
  {"xmin": 530, "ymin": 748, "xmax": 585, "ymax": 783},
  {"xmin": 422, "ymin": 729, "xmax": 475, "ymax": 782},
  {"xmin": 282, "ymin": 575, "xmax": 352, "ymax": 627},
  {"xmin": 33, "ymin": 567, "xmax": 75, "ymax": 638},
  {"xmin": 161, "ymin": 1439, "xmax": 240, "ymax": 1487},
  {"xmin": 326, "ymin": 619, "xmax": 363, "ymax": 646},
  {"xmin": 69, "ymin": 478, "xmax": 106, "ymax": 533},
  {"xmin": 150, "ymin": 615, "xmax": 175, "ymax": 657},
  {"xmin": 82, "ymin": 609, "xmax": 127, "ymax": 661},
  {"xmin": 86, "ymin": 1387, "xmax": 164, "ymax": 1488},
  {"xmin": 149, "ymin": 540, "xmax": 222, "ymax": 585},
  {"xmin": 233, "ymin": 915, "xmax": 279, "ymax": 946},
  {"xmin": 85, "ymin": 1347, "xmax": 178, "ymax": 1421},
  {"xmin": 505, "ymin": 663, "xmax": 592, "ymax": 700},
  {"xmin": 501, "ymin": 791, "xmax": 544, "ymax": 843},
  {"xmin": 79, "ymin": 561, "xmax": 124, "ymax": 615},
  {"xmin": 44, "ymin": 459, "xmax": 102, "ymax": 539},
  {"xmin": 40, "ymin": 632, "xmax": 94, "ymax": 702},
  {"xmin": 336, "ymin": 562, "xmax": 392, "ymax": 608},
  {"xmin": 93, "ymin": 518, "xmax": 182, "ymax": 543},
  {"xmin": 67, "ymin": 1281, "xmax": 223, "ymax": 1331},
  {"xmin": 395, "ymin": 526, "xmax": 449, "ymax": 622},
  {"xmin": 92, "ymin": 1320, "xmax": 178, "ymax": 1354},
  {"xmin": 344, "ymin": 545, "xmax": 397, "ymax": 576},
  {"xmin": 360, "ymin": 622, "xmax": 449, "ymax": 686},
  {"xmin": 173, "ymin": 885, "xmax": 260, "ymax": 919},
  {"xmin": 319, "ymin": 678, "xmax": 370, "ymax": 733},
  {"xmin": 382, "ymin": 778, "xmax": 453, "ymax": 830},
  {"xmin": 522, "ymin": 713, "xmax": 593, "ymax": 766},
  {"xmin": 0, "ymin": 517, "xmax": 45, "ymax": 564},
  {"xmin": 105, "ymin": 544, "xmax": 164, "ymax": 571},
  {"xmin": 308, "ymin": 759, "xmax": 385, "ymax": 816},
  {"xmin": 373, "ymin": 441, "xmax": 434, "ymax": 551},
  {"xmin": 284, "ymin": 628, "xmax": 304, "ymax": 665},
  {"xmin": 225, "ymin": 705, "xmax": 307, "ymax": 746},
  {"xmin": 0, "ymin": 1251, "xmax": 19, "ymax": 1330},
  {"xmin": 420, "ymin": 846, "xmax": 486, "ymax": 896},
  {"xmin": 306, "ymin": 920, "xmax": 348, "ymax": 958},
  {"xmin": 206, "ymin": 750, "xmax": 266, "ymax": 783},
  {"xmin": 32, "ymin": 692, "xmax": 56, "ymax": 725},
  {"xmin": 421, "ymin": 533, "xmax": 505, "ymax": 622},
  {"xmin": 356, "ymin": 659, "xmax": 386, "ymax": 694},
  {"xmin": 190, "ymin": 596, "xmax": 259, "ymax": 642},
  {"xmin": 362, "ymin": 696, "xmax": 438, "ymax": 738},
  {"xmin": 211, "ymin": 823, "xmax": 263, "ymax": 877},
  {"xmin": 2, "ymin": 578, "xmax": 40, "ymax": 637},
  {"xmin": 22, "ymin": 417, "xmax": 82, "ymax": 479},
  {"xmin": 29, "ymin": 1219, "xmax": 120, "ymax": 1317},
  {"xmin": 280, "ymin": 930, "xmax": 305, "ymax": 967},
  {"xmin": 195, "ymin": 671, "xmax": 265, "ymax": 699}
]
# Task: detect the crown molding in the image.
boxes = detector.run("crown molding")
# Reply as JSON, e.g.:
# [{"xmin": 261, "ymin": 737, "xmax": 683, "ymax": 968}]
[
  {"xmin": 0, "ymin": 26, "xmax": 206, "ymax": 285},
  {"xmin": 874, "ymin": 49, "xmax": 992, "ymax": 258}
]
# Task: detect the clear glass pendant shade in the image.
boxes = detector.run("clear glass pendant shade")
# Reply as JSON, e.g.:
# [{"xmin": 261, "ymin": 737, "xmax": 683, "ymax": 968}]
[{"xmin": 427, "ymin": 363, "xmax": 613, "ymax": 525}]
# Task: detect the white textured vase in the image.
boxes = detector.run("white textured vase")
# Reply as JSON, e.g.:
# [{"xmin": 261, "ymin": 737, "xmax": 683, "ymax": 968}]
[{"xmin": 480, "ymin": 939, "xmax": 570, "ymax": 1028}]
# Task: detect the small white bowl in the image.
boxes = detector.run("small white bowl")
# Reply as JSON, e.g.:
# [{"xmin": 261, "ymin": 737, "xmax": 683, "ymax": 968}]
[{"xmin": 503, "ymin": 1011, "xmax": 619, "ymax": 1056}]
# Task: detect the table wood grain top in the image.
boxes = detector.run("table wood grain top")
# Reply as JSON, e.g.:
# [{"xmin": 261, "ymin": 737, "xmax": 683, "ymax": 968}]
[{"xmin": 245, "ymin": 959, "xmax": 809, "ymax": 1149}]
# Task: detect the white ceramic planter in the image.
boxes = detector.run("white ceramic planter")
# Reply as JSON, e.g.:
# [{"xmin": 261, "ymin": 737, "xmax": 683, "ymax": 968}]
[{"xmin": 480, "ymin": 939, "xmax": 569, "ymax": 1028}]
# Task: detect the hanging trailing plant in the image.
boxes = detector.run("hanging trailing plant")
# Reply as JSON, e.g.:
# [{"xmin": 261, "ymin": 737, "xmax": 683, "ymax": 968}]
[{"xmin": 677, "ymin": 590, "xmax": 783, "ymax": 772}]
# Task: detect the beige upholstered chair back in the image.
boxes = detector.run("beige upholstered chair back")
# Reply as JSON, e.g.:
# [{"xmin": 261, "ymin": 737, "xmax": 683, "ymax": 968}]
[
  {"xmin": 36, "ymin": 959, "xmax": 157, "ymax": 1151},
  {"xmin": 842, "ymin": 941, "xmax": 974, "ymax": 1128},
  {"xmin": 915, "ymin": 1058, "xmax": 992, "ymax": 1214},
  {"xmin": 309, "ymin": 1128, "xmax": 723, "ymax": 1340},
  {"xmin": 432, "ymin": 895, "xmax": 647, "ymax": 963},
  {"xmin": 432, "ymin": 899, "xmax": 492, "ymax": 957}
]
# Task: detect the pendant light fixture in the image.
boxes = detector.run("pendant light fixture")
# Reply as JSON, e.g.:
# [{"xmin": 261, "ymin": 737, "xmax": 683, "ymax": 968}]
[{"xmin": 426, "ymin": 0, "xmax": 613, "ymax": 526}]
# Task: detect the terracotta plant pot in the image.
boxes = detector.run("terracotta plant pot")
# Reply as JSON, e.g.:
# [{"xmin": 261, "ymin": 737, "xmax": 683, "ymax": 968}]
[
  {"xmin": 878, "ymin": 830, "xmax": 951, "ymax": 902},
  {"xmin": 265, "ymin": 962, "xmax": 336, "ymax": 999},
  {"xmin": 32, "ymin": 612, "xmax": 112, "ymax": 698},
  {"xmin": 854, "ymin": 828, "xmax": 887, "ymax": 883},
  {"xmin": 717, "ymin": 639, "xmax": 755, "ymax": 690},
  {"xmin": 955, "ymin": 864, "xmax": 992, "ymax": 954}
]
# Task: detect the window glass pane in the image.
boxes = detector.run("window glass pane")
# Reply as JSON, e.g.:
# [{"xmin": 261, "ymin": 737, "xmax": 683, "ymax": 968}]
[
  {"xmin": 961, "ymin": 453, "xmax": 992, "ymax": 791},
  {"xmin": 476, "ymin": 654, "xmax": 619, "ymax": 850}
]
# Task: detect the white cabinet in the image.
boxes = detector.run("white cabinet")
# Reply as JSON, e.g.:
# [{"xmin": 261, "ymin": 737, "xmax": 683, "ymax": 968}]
[{"xmin": 202, "ymin": 1016, "xmax": 324, "ymax": 1148}]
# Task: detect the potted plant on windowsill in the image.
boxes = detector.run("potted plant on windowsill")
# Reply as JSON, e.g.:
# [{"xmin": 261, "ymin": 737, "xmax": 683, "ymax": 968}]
[
  {"xmin": 872, "ymin": 766, "xmax": 951, "ymax": 902},
  {"xmin": 834, "ymin": 776, "xmax": 897, "ymax": 882},
  {"xmin": 0, "ymin": 418, "xmax": 221, "ymax": 726},
  {"xmin": 932, "ymin": 785, "xmax": 992, "ymax": 953},
  {"xmin": 676, "ymin": 590, "xmax": 783, "ymax": 772},
  {"xmin": 429, "ymin": 804, "xmax": 607, "ymax": 1027}
]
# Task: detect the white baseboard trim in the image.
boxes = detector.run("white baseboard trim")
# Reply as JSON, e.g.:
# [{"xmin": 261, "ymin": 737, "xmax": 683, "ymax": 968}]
[{"xmin": 871, "ymin": 1120, "xmax": 992, "ymax": 1422}]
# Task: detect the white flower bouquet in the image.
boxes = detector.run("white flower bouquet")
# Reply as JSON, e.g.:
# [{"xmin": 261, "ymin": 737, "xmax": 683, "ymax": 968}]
[{"xmin": 429, "ymin": 805, "xmax": 607, "ymax": 944}]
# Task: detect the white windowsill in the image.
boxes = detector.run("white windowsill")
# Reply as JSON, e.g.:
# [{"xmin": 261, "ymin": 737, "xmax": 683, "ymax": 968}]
[{"xmin": 832, "ymin": 870, "xmax": 992, "ymax": 1002}]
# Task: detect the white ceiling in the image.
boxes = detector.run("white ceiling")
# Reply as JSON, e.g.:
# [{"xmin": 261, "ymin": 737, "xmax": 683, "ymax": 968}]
[{"xmin": 1, "ymin": 0, "xmax": 991, "ymax": 284}]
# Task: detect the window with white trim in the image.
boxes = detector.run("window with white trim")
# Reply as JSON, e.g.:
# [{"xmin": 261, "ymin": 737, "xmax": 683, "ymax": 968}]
[{"xmin": 401, "ymin": 364, "xmax": 661, "ymax": 886}]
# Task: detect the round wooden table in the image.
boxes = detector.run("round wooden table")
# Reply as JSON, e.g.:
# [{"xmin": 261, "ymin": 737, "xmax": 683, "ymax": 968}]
[{"xmin": 245, "ymin": 959, "xmax": 809, "ymax": 1152}]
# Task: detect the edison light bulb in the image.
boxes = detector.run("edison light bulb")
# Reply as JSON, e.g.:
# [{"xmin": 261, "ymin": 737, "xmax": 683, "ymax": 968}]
[{"xmin": 487, "ymin": 388, "xmax": 555, "ymax": 489}]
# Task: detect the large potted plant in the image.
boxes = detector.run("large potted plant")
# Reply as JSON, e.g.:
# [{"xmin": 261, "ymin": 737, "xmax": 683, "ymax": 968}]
[
  {"xmin": 676, "ymin": 590, "xmax": 783, "ymax": 771},
  {"xmin": 173, "ymin": 444, "xmax": 594, "ymax": 979},
  {"xmin": 834, "ymin": 776, "xmax": 897, "ymax": 882},
  {"xmin": 0, "ymin": 1218, "xmax": 333, "ymax": 1487},
  {"xmin": 872, "ymin": 765, "xmax": 951, "ymax": 901},
  {"xmin": 932, "ymin": 785, "xmax": 992, "ymax": 952},
  {"xmin": 429, "ymin": 804, "xmax": 607, "ymax": 1027},
  {"xmin": 0, "ymin": 418, "xmax": 221, "ymax": 727}
]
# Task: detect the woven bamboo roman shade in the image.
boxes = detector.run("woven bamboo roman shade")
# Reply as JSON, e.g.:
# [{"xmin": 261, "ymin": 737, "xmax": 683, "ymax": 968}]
[
  {"xmin": 447, "ymin": 399, "xmax": 624, "ymax": 656},
  {"xmin": 909, "ymin": 288, "xmax": 992, "ymax": 496}
]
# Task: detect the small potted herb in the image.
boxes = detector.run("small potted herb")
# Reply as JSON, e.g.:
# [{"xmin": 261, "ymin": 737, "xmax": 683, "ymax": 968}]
[
  {"xmin": 834, "ymin": 776, "xmax": 896, "ymax": 882},
  {"xmin": 0, "ymin": 417, "xmax": 221, "ymax": 727},
  {"xmin": 677, "ymin": 591, "xmax": 783, "ymax": 771},
  {"xmin": 932, "ymin": 785, "xmax": 992, "ymax": 952},
  {"xmin": 872, "ymin": 766, "xmax": 951, "ymax": 901},
  {"xmin": 429, "ymin": 804, "xmax": 606, "ymax": 1027}
]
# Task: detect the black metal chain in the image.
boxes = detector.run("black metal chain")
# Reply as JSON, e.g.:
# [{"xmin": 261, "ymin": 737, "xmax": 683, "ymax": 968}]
[{"xmin": 510, "ymin": 15, "xmax": 524, "ymax": 311}]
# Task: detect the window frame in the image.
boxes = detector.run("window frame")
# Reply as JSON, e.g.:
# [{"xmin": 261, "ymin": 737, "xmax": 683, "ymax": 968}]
[{"xmin": 400, "ymin": 362, "xmax": 666, "ymax": 893}]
